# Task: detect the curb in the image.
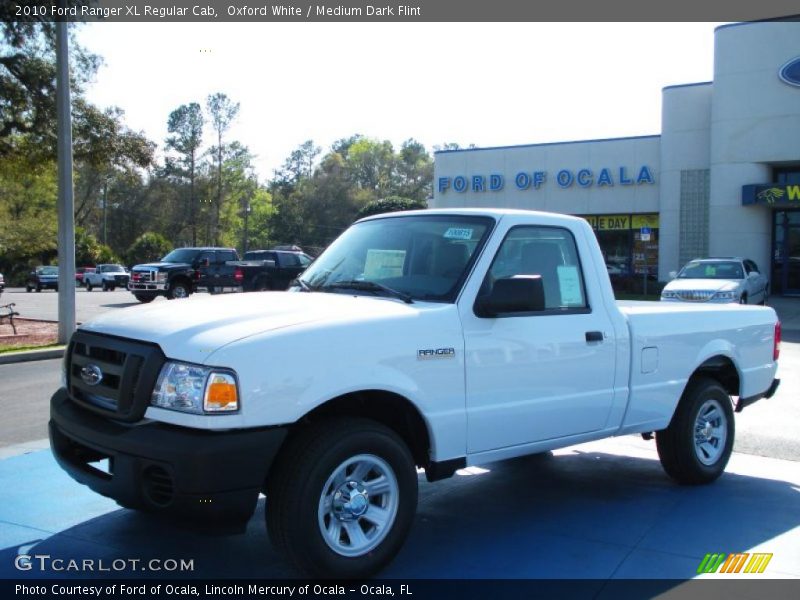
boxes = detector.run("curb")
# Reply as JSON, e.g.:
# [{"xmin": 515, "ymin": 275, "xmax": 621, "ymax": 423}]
[{"xmin": 0, "ymin": 346, "xmax": 65, "ymax": 365}]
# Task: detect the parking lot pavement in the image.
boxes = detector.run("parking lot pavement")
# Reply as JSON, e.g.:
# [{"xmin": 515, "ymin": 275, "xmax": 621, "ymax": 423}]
[
  {"xmin": 0, "ymin": 436, "xmax": 798, "ymax": 581},
  {"xmin": 0, "ymin": 287, "xmax": 173, "ymax": 324}
]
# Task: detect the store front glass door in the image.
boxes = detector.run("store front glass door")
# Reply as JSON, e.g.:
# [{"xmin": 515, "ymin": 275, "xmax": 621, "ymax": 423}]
[{"xmin": 772, "ymin": 210, "xmax": 800, "ymax": 296}]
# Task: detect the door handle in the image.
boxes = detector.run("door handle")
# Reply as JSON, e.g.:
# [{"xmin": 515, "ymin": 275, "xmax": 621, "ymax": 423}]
[{"xmin": 585, "ymin": 331, "xmax": 604, "ymax": 343}]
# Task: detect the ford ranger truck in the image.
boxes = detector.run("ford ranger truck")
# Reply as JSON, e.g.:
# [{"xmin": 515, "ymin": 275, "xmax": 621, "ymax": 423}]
[{"xmin": 50, "ymin": 209, "xmax": 780, "ymax": 578}]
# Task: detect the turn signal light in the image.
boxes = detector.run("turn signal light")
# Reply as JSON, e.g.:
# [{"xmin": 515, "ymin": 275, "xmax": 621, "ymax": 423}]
[
  {"xmin": 204, "ymin": 373, "xmax": 239, "ymax": 412},
  {"xmin": 774, "ymin": 321, "xmax": 781, "ymax": 361}
]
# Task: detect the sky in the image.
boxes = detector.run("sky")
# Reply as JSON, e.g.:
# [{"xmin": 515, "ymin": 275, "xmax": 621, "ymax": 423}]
[{"xmin": 77, "ymin": 22, "xmax": 727, "ymax": 182}]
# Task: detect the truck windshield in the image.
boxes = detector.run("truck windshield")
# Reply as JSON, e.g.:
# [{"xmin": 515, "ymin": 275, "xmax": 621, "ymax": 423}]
[
  {"xmin": 296, "ymin": 214, "xmax": 494, "ymax": 302},
  {"xmin": 161, "ymin": 249, "xmax": 199, "ymax": 264},
  {"xmin": 678, "ymin": 261, "xmax": 744, "ymax": 280},
  {"xmin": 103, "ymin": 265, "xmax": 126, "ymax": 272}
]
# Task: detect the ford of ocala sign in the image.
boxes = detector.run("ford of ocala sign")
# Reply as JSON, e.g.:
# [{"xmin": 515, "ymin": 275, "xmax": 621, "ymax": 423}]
[
  {"xmin": 438, "ymin": 166, "xmax": 655, "ymax": 194},
  {"xmin": 779, "ymin": 56, "xmax": 800, "ymax": 87}
]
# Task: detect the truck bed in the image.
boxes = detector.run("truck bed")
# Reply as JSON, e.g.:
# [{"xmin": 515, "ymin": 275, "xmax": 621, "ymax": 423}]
[{"xmin": 616, "ymin": 300, "xmax": 778, "ymax": 434}]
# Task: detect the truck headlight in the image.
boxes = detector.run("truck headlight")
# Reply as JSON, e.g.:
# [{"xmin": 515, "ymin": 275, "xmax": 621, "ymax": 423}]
[
  {"xmin": 713, "ymin": 291, "xmax": 737, "ymax": 301},
  {"xmin": 151, "ymin": 361, "xmax": 239, "ymax": 414},
  {"xmin": 661, "ymin": 290, "xmax": 677, "ymax": 299},
  {"xmin": 156, "ymin": 272, "xmax": 168, "ymax": 283}
]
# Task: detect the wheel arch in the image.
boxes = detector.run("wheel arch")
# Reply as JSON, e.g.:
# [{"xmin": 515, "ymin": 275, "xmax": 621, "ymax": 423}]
[
  {"xmin": 687, "ymin": 354, "xmax": 740, "ymax": 398},
  {"xmin": 288, "ymin": 390, "xmax": 432, "ymax": 470}
]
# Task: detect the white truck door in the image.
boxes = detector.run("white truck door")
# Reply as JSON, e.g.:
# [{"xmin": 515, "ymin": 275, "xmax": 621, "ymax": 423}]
[{"xmin": 460, "ymin": 224, "xmax": 617, "ymax": 453}]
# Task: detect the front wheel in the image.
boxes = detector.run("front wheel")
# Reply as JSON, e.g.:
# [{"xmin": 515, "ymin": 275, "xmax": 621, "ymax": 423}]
[
  {"xmin": 134, "ymin": 294, "xmax": 155, "ymax": 304},
  {"xmin": 656, "ymin": 377, "xmax": 734, "ymax": 485},
  {"xmin": 86, "ymin": 281, "xmax": 93, "ymax": 292},
  {"xmin": 266, "ymin": 419, "xmax": 418, "ymax": 578},
  {"xmin": 167, "ymin": 281, "xmax": 191, "ymax": 299}
]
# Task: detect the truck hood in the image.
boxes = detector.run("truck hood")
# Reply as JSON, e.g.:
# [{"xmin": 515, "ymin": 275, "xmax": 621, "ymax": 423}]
[
  {"xmin": 663, "ymin": 278, "xmax": 741, "ymax": 293},
  {"xmin": 79, "ymin": 291, "xmax": 422, "ymax": 364}
]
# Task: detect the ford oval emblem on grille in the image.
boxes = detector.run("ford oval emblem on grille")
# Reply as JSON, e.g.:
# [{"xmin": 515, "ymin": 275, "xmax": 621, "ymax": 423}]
[
  {"xmin": 80, "ymin": 364, "xmax": 103, "ymax": 386},
  {"xmin": 779, "ymin": 56, "xmax": 800, "ymax": 87}
]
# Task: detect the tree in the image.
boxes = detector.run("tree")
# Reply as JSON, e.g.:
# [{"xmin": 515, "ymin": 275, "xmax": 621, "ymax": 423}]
[
  {"xmin": 126, "ymin": 232, "xmax": 172, "ymax": 266},
  {"xmin": 356, "ymin": 196, "xmax": 428, "ymax": 219},
  {"xmin": 166, "ymin": 103, "xmax": 204, "ymax": 245},
  {"xmin": 206, "ymin": 92, "xmax": 239, "ymax": 245},
  {"xmin": 272, "ymin": 140, "xmax": 321, "ymax": 195},
  {"xmin": 1, "ymin": 15, "xmax": 100, "ymax": 161}
]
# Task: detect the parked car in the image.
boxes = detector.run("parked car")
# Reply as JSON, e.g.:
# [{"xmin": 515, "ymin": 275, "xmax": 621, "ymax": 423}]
[
  {"xmin": 26, "ymin": 266, "xmax": 58, "ymax": 292},
  {"xmin": 75, "ymin": 267, "xmax": 96, "ymax": 285},
  {"xmin": 84, "ymin": 264, "xmax": 130, "ymax": 291},
  {"xmin": 661, "ymin": 257, "xmax": 769, "ymax": 305},
  {"xmin": 51, "ymin": 209, "xmax": 780, "ymax": 578},
  {"xmin": 241, "ymin": 249, "xmax": 313, "ymax": 290},
  {"xmin": 0, "ymin": 271, "xmax": 4, "ymax": 296}
]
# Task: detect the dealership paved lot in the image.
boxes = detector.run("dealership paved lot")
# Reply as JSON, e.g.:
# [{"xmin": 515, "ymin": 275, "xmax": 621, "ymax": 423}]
[
  {"xmin": 0, "ymin": 437, "xmax": 798, "ymax": 581},
  {"xmin": 1, "ymin": 287, "xmax": 172, "ymax": 324}
]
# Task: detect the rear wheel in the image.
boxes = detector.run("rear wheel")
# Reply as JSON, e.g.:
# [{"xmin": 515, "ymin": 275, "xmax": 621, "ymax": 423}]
[
  {"xmin": 86, "ymin": 281, "xmax": 93, "ymax": 292},
  {"xmin": 266, "ymin": 419, "xmax": 417, "ymax": 578},
  {"xmin": 656, "ymin": 377, "xmax": 734, "ymax": 485},
  {"xmin": 101, "ymin": 282, "xmax": 108, "ymax": 291},
  {"xmin": 739, "ymin": 293, "xmax": 747, "ymax": 304}
]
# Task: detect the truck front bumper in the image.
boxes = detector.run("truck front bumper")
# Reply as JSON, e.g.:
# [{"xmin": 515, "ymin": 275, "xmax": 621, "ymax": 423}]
[
  {"xmin": 128, "ymin": 282, "xmax": 168, "ymax": 292},
  {"xmin": 50, "ymin": 388, "xmax": 287, "ymax": 531}
]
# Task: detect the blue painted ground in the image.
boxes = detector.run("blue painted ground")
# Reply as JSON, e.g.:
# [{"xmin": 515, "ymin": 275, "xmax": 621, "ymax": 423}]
[{"xmin": 1, "ymin": 438, "xmax": 798, "ymax": 581}]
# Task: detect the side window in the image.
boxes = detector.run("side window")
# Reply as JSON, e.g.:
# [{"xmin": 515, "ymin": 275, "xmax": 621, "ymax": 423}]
[
  {"xmin": 217, "ymin": 250, "xmax": 237, "ymax": 263},
  {"xmin": 482, "ymin": 226, "xmax": 588, "ymax": 311},
  {"xmin": 298, "ymin": 254, "xmax": 312, "ymax": 267},
  {"xmin": 197, "ymin": 251, "xmax": 214, "ymax": 265},
  {"xmin": 744, "ymin": 260, "xmax": 759, "ymax": 274},
  {"xmin": 281, "ymin": 253, "xmax": 301, "ymax": 267}
]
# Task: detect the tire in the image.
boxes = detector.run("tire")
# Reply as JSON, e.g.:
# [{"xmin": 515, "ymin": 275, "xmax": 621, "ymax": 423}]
[
  {"xmin": 266, "ymin": 418, "xmax": 418, "ymax": 578},
  {"xmin": 739, "ymin": 293, "xmax": 747, "ymax": 305},
  {"xmin": 253, "ymin": 276, "xmax": 271, "ymax": 292},
  {"xmin": 656, "ymin": 376, "xmax": 735, "ymax": 485},
  {"xmin": 134, "ymin": 294, "xmax": 155, "ymax": 304},
  {"xmin": 26, "ymin": 286, "xmax": 32, "ymax": 293},
  {"xmin": 86, "ymin": 281, "xmax": 93, "ymax": 292},
  {"xmin": 102, "ymin": 282, "xmax": 108, "ymax": 291},
  {"xmin": 36, "ymin": 285, "xmax": 42, "ymax": 292},
  {"xmin": 167, "ymin": 281, "xmax": 191, "ymax": 300}
]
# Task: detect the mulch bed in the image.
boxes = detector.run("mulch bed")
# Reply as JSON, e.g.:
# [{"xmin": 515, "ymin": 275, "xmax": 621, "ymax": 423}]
[{"xmin": 0, "ymin": 317, "xmax": 59, "ymax": 350}]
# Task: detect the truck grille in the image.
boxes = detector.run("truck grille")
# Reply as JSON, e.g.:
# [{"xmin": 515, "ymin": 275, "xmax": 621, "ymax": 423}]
[
  {"xmin": 67, "ymin": 331, "xmax": 165, "ymax": 422},
  {"xmin": 131, "ymin": 269, "xmax": 154, "ymax": 283},
  {"xmin": 675, "ymin": 290, "xmax": 716, "ymax": 302}
]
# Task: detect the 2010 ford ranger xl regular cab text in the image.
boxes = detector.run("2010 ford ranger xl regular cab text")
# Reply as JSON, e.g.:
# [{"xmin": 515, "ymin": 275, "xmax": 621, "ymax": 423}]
[{"xmin": 50, "ymin": 209, "xmax": 781, "ymax": 578}]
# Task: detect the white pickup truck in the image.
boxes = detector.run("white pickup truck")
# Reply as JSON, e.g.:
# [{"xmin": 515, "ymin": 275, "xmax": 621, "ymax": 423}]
[{"xmin": 50, "ymin": 209, "xmax": 780, "ymax": 578}]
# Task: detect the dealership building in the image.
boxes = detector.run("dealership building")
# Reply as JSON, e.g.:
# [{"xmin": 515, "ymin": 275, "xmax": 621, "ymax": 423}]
[{"xmin": 431, "ymin": 21, "xmax": 800, "ymax": 295}]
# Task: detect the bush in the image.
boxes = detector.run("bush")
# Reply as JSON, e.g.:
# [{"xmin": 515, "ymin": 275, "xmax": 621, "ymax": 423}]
[{"xmin": 126, "ymin": 232, "xmax": 172, "ymax": 266}]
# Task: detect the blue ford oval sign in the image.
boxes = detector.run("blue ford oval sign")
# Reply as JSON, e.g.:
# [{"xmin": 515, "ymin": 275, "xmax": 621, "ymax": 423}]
[{"xmin": 779, "ymin": 57, "xmax": 800, "ymax": 87}]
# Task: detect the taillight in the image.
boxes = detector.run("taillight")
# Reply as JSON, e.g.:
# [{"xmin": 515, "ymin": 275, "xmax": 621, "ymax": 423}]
[
  {"xmin": 774, "ymin": 321, "xmax": 781, "ymax": 361},
  {"xmin": 193, "ymin": 270, "xmax": 201, "ymax": 281},
  {"xmin": 234, "ymin": 268, "xmax": 244, "ymax": 283}
]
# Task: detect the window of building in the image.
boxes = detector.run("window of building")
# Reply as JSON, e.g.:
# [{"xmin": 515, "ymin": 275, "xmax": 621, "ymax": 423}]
[
  {"xmin": 773, "ymin": 166, "xmax": 800, "ymax": 185},
  {"xmin": 579, "ymin": 213, "xmax": 659, "ymax": 294}
]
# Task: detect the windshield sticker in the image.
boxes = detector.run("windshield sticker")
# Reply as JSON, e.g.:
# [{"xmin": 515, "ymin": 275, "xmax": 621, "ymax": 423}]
[
  {"xmin": 444, "ymin": 227, "xmax": 473, "ymax": 240},
  {"xmin": 557, "ymin": 265, "xmax": 583, "ymax": 306},
  {"xmin": 364, "ymin": 250, "xmax": 406, "ymax": 279},
  {"xmin": 704, "ymin": 266, "xmax": 717, "ymax": 277}
]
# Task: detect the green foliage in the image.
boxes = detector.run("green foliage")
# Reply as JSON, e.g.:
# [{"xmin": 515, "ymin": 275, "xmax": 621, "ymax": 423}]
[
  {"xmin": 356, "ymin": 197, "xmax": 428, "ymax": 219},
  {"xmin": 126, "ymin": 232, "xmax": 172, "ymax": 266}
]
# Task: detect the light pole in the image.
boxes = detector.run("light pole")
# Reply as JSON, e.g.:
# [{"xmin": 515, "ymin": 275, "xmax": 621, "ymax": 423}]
[{"xmin": 56, "ymin": 16, "xmax": 76, "ymax": 344}]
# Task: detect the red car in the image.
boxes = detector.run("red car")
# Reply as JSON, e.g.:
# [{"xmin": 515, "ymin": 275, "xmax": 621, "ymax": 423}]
[{"xmin": 75, "ymin": 267, "xmax": 96, "ymax": 285}]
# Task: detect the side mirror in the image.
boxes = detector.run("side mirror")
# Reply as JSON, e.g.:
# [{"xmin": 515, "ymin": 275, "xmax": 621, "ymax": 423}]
[
  {"xmin": 475, "ymin": 275, "xmax": 546, "ymax": 318},
  {"xmin": 669, "ymin": 271, "xmax": 678, "ymax": 280}
]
